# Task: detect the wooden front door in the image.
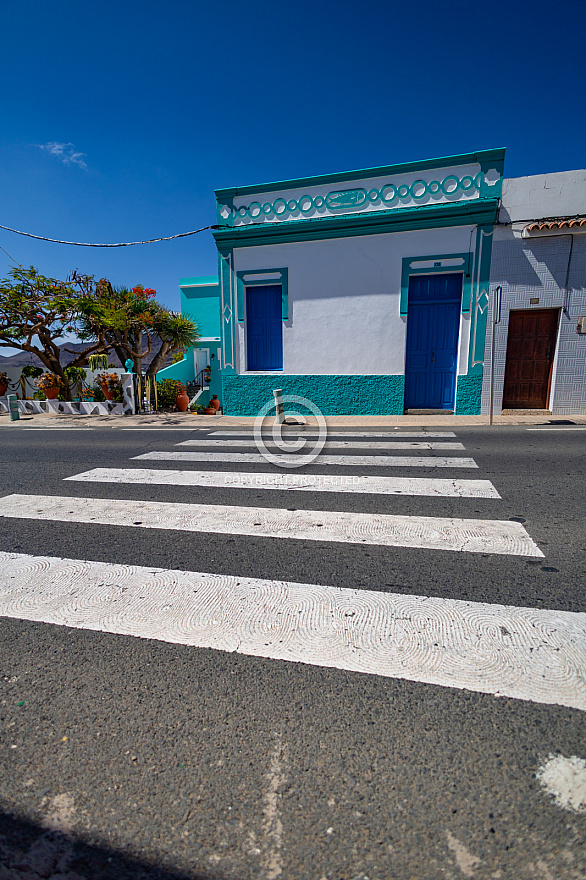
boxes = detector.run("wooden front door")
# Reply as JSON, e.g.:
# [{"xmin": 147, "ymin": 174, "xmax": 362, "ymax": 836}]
[{"xmin": 502, "ymin": 309, "xmax": 558, "ymax": 409}]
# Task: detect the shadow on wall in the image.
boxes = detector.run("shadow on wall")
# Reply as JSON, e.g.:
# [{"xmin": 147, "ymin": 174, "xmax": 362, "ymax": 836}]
[
  {"xmin": 0, "ymin": 809, "xmax": 220, "ymax": 880},
  {"xmin": 493, "ymin": 236, "xmax": 574, "ymax": 289}
]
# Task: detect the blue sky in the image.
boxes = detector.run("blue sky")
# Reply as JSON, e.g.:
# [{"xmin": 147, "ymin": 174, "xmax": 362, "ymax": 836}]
[{"xmin": 1, "ymin": 0, "xmax": 584, "ymax": 322}]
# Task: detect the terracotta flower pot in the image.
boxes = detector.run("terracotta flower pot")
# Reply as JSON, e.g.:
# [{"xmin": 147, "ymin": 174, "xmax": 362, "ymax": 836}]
[
  {"xmin": 101, "ymin": 384, "xmax": 113, "ymax": 401},
  {"xmin": 210, "ymin": 395, "xmax": 220, "ymax": 411},
  {"xmin": 204, "ymin": 407, "xmax": 216, "ymax": 415},
  {"xmin": 45, "ymin": 387, "xmax": 60, "ymax": 400},
  {"xmin": 176, "ymin": 390, "xmax": 189, "ymax": 412}
]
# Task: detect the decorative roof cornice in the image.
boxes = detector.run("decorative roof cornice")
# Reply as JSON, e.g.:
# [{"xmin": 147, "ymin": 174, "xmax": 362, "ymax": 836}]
[{"xmin": 213, "ymin": 199, "xmax": 500, "ymax": 249}]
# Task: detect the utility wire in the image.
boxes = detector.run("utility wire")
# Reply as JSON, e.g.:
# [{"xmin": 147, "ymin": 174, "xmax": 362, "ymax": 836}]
[
  {"xmin": 0, "ymin": 242, "xmax": 21, "ymax": 266},
  {"xmin": 0, "ymin": 223, "xmax": 221, "ymax": 247}
]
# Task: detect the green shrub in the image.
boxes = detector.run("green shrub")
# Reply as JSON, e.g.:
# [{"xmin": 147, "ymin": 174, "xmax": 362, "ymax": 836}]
[
  {"xmin": 90, "ymin": 384, "xmax": 106, "ymax": 402},
  {"xmin": 156, "ymin": 378, "xmax": 184, "ymax": 408}
]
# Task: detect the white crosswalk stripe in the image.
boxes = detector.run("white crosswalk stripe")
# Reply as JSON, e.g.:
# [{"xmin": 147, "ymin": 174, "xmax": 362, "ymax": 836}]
[
  {"xmin": 175, "ymin": 439, "xmax": 465, "ymax": 450},
  {"xmin": 133, "ymin": 450, "xmax": 479, "ymax": 468},
  {"xmin": 0, "ymin": 551, "xmax": 581, "ymax": 710},
  {"xmin": 0, "ymin": 494, "xmax": 542, "ymax": 556},
  {"xmin": 66, "ymin": 468, "xmax": 501, "ymax": 498},
  {"xmin": 208, "ymin": 431, "xmax": 457, "ymax": 438}
]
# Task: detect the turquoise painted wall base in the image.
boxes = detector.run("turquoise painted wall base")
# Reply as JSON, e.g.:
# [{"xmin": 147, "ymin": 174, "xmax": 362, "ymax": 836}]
[
  {"xmin": 221, "ymin": 375, "xmax": 406, "ymax": 416},
  {"xmin": 455, "ymin": 372, "xmax": 483, "ymax": 415},
  {"xmin": 221, "ymin": 372, "xmax": 483, "ymax": 416}
]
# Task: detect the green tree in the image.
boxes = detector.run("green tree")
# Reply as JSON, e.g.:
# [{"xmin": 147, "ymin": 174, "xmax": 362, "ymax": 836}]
[
  {"xmin": 76, "ymin": 281, "xmax": 199, "ymax": 376},
  {"xmin": 145, "ymin": 311, "xmax": 200, "ymax": 377},
  {"xmin": 0, "ymin": 267, "xmax": 111, "ymax": 398}
]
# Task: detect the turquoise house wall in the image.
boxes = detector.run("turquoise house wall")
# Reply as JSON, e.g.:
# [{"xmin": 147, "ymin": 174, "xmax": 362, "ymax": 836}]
[
  {"xmin": 155, "ymin": 277, "xmax": 222, "ymax": 401},
  {"xmin": 222, "ymin": 374, "xmax": 483, "ymax": 416},
  {"xmin": 179, "ymin": 276, "xmax": 221, "ymax": 338},
  {"xmin": 222, "ymin": 375, "xmax": 405, "ymax": 416},
  {"xmin": 155, "ymin": 357, "xmax": 193, "ymax": 384}
]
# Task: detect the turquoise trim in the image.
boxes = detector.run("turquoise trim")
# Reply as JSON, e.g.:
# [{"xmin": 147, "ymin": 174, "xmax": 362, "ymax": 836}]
[
  {"xmin": 215, "ymin": 149, "xmax": 506, "ymax": 199},
  {"xmin": 400, "ymin": 253, "xmax": 472, "ymax": 316},
  {"xmin": 221, "ymin": 374, "xmax": 405, "ymax": 416},
  {"xmin": 468, "ymin": 225, "xmax": 495, "ymax": 374},
  {"xmin": 214, "ymin": 199, "xmax": 500, "ymax": 249},
  {"xmin": 218, "ymin": 247, "xmax": 236, "ymax": 375},
  {"xmin": 455, "ymin": 373, "xmax": 483, "ymax": 415},
  {"xmin": 217, "ymin": 195, "xmax": 234, "ymax": 227},
  {"xmin": 180, "ymin": 276, "xmax": 219, "ymax": 286},
  {"xmin": 224, "ymin": 171, "xmax": 495, "ymax": 225},
  {"xmin": 236, "ymin": 268, "xmax": 289, "ymax": 322}
]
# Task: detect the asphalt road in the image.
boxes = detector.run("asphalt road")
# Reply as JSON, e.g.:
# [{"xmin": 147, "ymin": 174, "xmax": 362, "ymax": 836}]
[{"xmin": 0, "ymin": 424, "xmax": 584, "ymax": 880}]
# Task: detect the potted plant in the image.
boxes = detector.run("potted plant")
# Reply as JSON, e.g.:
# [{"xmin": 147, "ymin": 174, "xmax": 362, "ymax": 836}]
[
  {"xmin": 175, "ymin": 382, "xmax": 189, "ymax": 412},
  {"xmin": 190, "ymin": 402, "xmax": 205, "ymax": 414},
  {"xmin": 64, "ymin": 365, "xmax": 87, "ymax": 400},
  {"xmin": 21, "ymin": 365, "xmax": 43, "ymax": 398},
  {"xmin": 0, "ymin": 372, "xmax": 8, "ymax": 397},
  {"xmin": 96, "ymin": 372, "xmax": 121, "ymax": 401},
  {"xmin": 35, "ymin": 373, "xmax": 65, "ymax": 400},
  {"xmin": 88, "ymin": 354, "xmax": 109, "ymax": 372},
  {"xmin": 203, "ymin": 400, "xmax": 216, "ymax": 415}
]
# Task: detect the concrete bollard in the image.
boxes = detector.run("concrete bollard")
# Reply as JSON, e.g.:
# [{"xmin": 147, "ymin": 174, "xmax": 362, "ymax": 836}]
[
  {"xmin": 273, "ymin": 389, "xmax": 285, "ymax": 425},
  {"xmin": 7, "ymin": 393, "xmax": 20, "ymax": 421}
]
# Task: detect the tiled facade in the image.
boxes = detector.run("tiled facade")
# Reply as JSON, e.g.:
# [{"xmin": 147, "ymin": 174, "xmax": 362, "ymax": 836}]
[{"xmin": 481, "ymin": 233, "xmax": 586, "ymax": 414}]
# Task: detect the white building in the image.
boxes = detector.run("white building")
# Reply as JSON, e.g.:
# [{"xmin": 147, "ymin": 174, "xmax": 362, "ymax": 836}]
[{"xmin": 212, "ymin": 150, "xmax": 505, "ymax": 415}]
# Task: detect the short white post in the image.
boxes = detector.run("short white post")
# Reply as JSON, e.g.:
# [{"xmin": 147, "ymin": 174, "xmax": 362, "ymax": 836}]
[
  {"xmin": 273, "ymin": 388, "xmax": 285, "ymax": 425},
  {"xmin": 489, "ymin": 286, "xmax": 502, "ymax": 426}
]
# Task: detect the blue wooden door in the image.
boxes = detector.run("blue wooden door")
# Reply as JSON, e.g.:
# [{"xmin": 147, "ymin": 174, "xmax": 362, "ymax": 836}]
[
  {"xmin": 246, "ymin": 285, "xmax": 283, "ymax": 370},
  {"xmin": 404, "ymin": 274, "xmax": 462, "ymax": 410}
]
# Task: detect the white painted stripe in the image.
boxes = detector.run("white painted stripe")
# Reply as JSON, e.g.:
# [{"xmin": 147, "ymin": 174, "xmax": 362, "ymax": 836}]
[
  {"xmin": 0, "ymin": 494, "xmax": 542, "ymax": 556},
  {"xmin": 527, "ymin": 428, "xmax": 586, "ymax": 432},
  {"xmin": 208, "ymin": 431, "xmax": 457, "ymax": 438},
  {"xmin": 176, "ymin": 439, "xmax": 465, "ymax": 450},
  {"xmin": 0, "ymin": 552, "xmax": 580, "ymax": 709},
  {"xmin": 133, "ymin": 451, "xmax": 479, "ymax": 469},
  {"xmin": 119, "ymin": 428, "xmax": 213, "ymax": 431},
  {"xmin": 66, "ymin": 468, "xmax": 501, "ymax": 498},
  {"xmin": 8, "ymin": 422, "xmax": 95, "ymax": 431}
]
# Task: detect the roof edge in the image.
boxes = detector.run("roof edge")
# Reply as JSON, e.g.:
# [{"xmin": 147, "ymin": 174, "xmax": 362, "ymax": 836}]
[{"xmin": 215, "ymin": 149, "xmax": 506, "ymax": 200}]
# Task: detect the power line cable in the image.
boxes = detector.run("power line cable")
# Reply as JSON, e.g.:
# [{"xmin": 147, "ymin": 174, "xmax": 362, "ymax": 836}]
[
  {"xmin": 0, "ymin": 223, "xmax": 221, "ymax": 248},
  {"xmin": 0, "ymin": 242, "xmax": 22, "ymax": 266}
]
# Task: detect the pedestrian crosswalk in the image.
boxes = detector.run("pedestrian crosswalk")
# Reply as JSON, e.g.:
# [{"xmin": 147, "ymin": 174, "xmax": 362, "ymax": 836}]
[
  {"xmin": 133, "ymin": 450, "xmax": 479, "ymax": 468},
  {"xmin": 0, "ymin": 494, "xmax": 540, "ymax": 555},
  {"xmin": 66, "ymin": 467, "xmax": 501, "ymax": 498},
  {"xmin": 208, "ymin": 431, "xmax": 458, "ymax": 438},
  {"xmin": 1, "ymin": 550, "xmax": 583, "ymax": 710},
  {"xmin": 175, "ymin": 439, "xmax": 466, "ymax": 450},
  {"xmin": 1, "ymin": 427, "xmax": 582, "ymax": 711}
]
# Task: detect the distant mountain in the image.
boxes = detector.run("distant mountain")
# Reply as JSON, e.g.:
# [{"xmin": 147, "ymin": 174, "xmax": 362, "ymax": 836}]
[{"xmin": 0, "ymin": 340, "xmax": 174, "ymax": 370}]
